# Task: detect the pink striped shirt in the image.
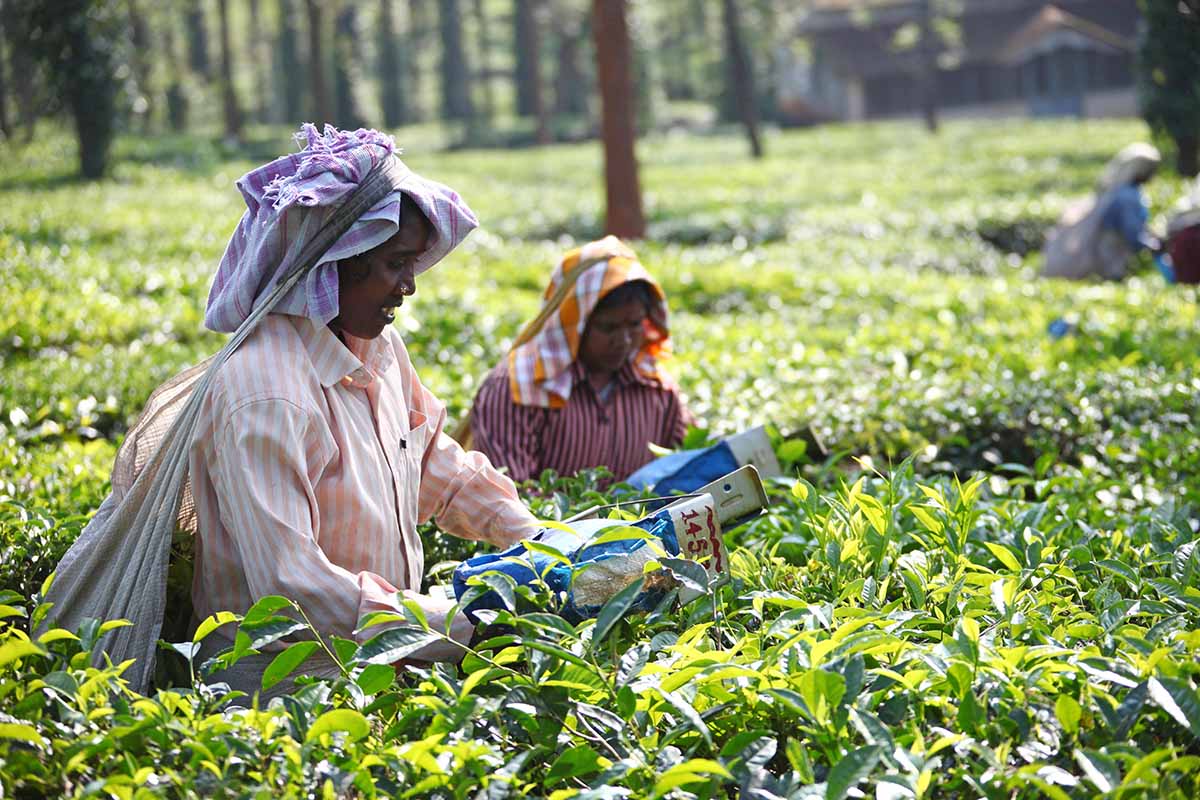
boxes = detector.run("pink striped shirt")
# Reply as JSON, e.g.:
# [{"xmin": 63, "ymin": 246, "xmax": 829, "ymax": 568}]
[
  {"xmin": 470, "ymin": 360, "xmax": 693, "ymax": 483},
  {"xmin": 189, "ymin": 314, "xmax": 537, "ymax": 655}
]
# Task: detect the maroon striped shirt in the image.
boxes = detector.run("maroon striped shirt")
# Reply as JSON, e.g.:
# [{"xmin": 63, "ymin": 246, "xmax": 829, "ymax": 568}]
[{"xmin": 471, "ymin": 360, "xmax": 693, "ymax": 483}]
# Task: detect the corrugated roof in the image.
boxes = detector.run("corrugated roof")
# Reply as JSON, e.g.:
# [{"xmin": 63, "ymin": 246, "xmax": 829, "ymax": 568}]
[
  {"xmin": 996, "ymin": 4, "xmax": 1133, "ymax": 64},
  {"xmin": 799, "ymin": 0, "xmax": 1040, "ymax": 33},
  {"xmin": 796, "ymin": 1, "xmax": 1136, "ymax": 78}
]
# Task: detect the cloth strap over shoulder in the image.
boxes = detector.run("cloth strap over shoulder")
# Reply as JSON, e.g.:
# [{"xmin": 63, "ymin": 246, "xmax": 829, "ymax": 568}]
[{"xmin": 42, "ymin": 156, "xmax": 409, "ymax": 695}]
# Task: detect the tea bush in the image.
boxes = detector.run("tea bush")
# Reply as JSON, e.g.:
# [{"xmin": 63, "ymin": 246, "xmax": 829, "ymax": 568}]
[{"xmin": 2, "ymin": 118, "xmax": 1199, "ymax": 797}]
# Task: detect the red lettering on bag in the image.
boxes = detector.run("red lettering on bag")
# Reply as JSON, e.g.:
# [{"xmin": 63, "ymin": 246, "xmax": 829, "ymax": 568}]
[{"xmin": 705, "ymin": 507, "xmax": 723, "ymax": 572}]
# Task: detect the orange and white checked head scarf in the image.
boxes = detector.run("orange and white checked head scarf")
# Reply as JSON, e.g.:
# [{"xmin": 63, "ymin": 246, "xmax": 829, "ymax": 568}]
[{"xmin": 507, "ymin": 236, "xmax": 672, "ymax": 409}]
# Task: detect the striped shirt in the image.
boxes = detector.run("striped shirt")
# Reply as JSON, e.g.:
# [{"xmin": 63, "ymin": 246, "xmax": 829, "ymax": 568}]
[
  {"xmin": 471, "ymin": 360, "xmax": 693, "ymax": 483},
  {"xmin": 189, "ymin": 314, "xmax": 537, "ymax": 656}
]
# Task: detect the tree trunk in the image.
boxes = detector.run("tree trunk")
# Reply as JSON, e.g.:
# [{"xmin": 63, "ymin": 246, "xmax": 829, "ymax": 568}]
[
  {"xmin": 0, "ymin": 2, "xmax": 10, "ymax": 140},
  {"xmin": 333, "ymin": 4, "xmax": 369, "ymax": 129},
  {"xmin": 592, "ymin": 0, "xmax": 644, "ymax": 238},
  {"xmin": 407, "ymin": 0, "xmax": 428, "ymax": 120},
  {"xmin": 721, "ymin": 0, "xmax": 763, "ymax": 158},
  {"xmin": 247, "ymin": 0, "xmax": 270, "ymax": 123},
  {"xmin": 673, "ymin": 1, "xmax": 697, "ymax": 100},
  {"xmin": 1178, "ymin": 134, "xmax": 1199, "ymax": 178},
  {"xmin": 216, "ymin": 0, "xmax": 242, "ymax": 141},
  {"xmin": 184, "ymin": 0, "xmax": 211, "ymax": 81},
  {"xmin": 691, "ymin": 0, "xmax": 712, "ymax": 98},
  {"xmin": 471, "ymin": 0, "xmax": 494, "ymax": 120},
  {"xmin": 552, "ymin": 16, "xmax": 588, "ymax": 116},
  {"xmin": 4, "ymin": 2, "xmax": 36, "ymax": 141},
  {"xmin": 378, "ymin": 0, "xmax": 406, "ymax": 127},
  {"xmin": 918, "ymin": 0, "xmax": 939, "ymax": 133},
  {"xmin": 628, "ymin": 7, "xmax": 661, "ymax": 133},
  {"xmin": 62, "ymin": 5, "xmax": 117, "ymax": 178},
  {"xmin": 517, "ymin": 0, "xmax": 549, "ymax": 142},
  {"xmin": 163, "ymin": 12, "xmax": 189, "ymax": 131},
  {"xmin": 514, "ymin": 0, "xmax": 538, "ymax": 117},
  {"xmin": 277, "ymin": 0, "xmax": 303, "ymax": 124},
  {"xmin": 305, "ymin": 0, "xmax": 332, "ymax": 124},
  {"xmin": 127, "ymin": 0, "xmax": 153, "ymax": 131},
  {"xmin": 438, "ymin": 0, "xmax": 473, "ymax": 120}
]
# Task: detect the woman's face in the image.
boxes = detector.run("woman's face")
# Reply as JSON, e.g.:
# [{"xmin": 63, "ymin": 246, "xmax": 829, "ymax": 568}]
[
  {"xmin": 332, "ymin": 208, "xmax": 432, "ymax": 339},
  {"xmin": 579, "ymin": 299, "xmax": 648, "ymax": 378}
]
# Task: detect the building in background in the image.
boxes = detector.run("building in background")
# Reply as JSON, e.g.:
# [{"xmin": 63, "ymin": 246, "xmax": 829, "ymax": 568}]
[{"xmin": 778, "ymin": 0, "xmax": 1138, "ymax": 124}]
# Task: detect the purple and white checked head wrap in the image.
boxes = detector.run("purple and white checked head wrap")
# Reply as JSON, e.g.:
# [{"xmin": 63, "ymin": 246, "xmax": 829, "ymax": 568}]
[{"xmin": 204, "ymin": 124, "xmax": 479, "ymax": 333}]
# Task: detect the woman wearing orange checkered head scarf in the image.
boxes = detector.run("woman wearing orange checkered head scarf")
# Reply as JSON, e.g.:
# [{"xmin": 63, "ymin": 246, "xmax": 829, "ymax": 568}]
[{"xmin": 466, "ymin": 236, "xmax": 693, "ymax": 483}]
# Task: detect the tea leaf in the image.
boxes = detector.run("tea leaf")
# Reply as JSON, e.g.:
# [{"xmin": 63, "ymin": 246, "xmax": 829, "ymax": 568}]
[
  {"xmin": 357, "ymin": 626, "xmax": 441, "ymax": 665},
  {"xmin": 591, "ymin": 577, "xmax": 644, "ymax": 650},
  {"xmin": 826, "ymin": 745, "xmax": 884, "ymax": 800},
  {"xmin": 1147, "ymin": 677, "xmax": 1200, "ymax": 739},
  {"xmin": 306, "ymin": 709, "xmax": 370, "ymax": 743},
  {"xmin": 261, "ymin": 641, "xmax": 322, "ymax": 690}
]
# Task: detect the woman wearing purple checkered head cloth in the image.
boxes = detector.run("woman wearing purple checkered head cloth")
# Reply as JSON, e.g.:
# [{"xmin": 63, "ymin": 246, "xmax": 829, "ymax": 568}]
[{"xmin": 188, "ymin": 125, "xmax": 539, "ymax": 694}]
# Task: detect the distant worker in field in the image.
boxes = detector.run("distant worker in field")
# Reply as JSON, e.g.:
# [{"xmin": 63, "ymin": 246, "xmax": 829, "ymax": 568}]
[
  {"xmin": 1164, "ymin": 179, "xmax": 1200, "ymax": 285},
  {"xmin": 1042, "ymin": 143, "xmax": 1163, "ymax": 281},
  {"xmin": 459, "ymin": 236, "xmax": 693, "ymax": 484}
]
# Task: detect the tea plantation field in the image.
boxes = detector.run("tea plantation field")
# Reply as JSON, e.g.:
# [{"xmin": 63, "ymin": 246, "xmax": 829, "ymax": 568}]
[{"xmin": 2, "ymin": 119, "xmax": 1200, "ymax": 797}]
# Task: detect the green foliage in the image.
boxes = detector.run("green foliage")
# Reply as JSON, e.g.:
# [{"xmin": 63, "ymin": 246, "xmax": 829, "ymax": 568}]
[
  {"xmin": 2, "ymin": 118, "xmax": 1199, "ymax": 795},
  {"xmin": 5, "ymin": 463, "xmax": 1200, "ymax": 797}
]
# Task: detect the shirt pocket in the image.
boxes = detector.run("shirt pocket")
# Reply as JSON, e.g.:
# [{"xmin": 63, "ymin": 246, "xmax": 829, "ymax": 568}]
[{"xmin": 404, "ymin": 408, "xmax": 434, "ymax": 459}]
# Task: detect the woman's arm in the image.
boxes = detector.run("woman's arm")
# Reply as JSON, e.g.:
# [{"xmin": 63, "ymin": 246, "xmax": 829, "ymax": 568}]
[{"xmin": 408, "ymin": 370, "xmax": 541, "ymax": 549}]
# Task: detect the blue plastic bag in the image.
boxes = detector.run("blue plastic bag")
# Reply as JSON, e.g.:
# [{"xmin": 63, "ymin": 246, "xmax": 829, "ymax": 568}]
[
  {"xmin": 1154, "ymin": 253, "xmax": 1176, "ymax": 284},
  {"xmin": 452, "ymin": 508, "xmax": 682, "ymax": 622},
  {"xmin": 624, "ymin": 441, "xmax": 739, "ymax": 495}
]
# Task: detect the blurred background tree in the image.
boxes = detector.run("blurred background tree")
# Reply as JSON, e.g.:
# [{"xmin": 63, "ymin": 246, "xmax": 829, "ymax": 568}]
[
  {"xmin": 0, "ymin": 0, "xmax": 1168, "ymax": 200},
  {"xmin": 722, "ymin": 0, "xmax": 764, "ymax": 157},
  {"xmin": 378, "ymin": 0, "xmax": 408, "ymax": 128},
  {"xmin": 0, "ymin": 1, "xmax": 10, "ymax": 141},
  {"xmin": 10, "ymin": 0, "xmax": 124, "ymax": 177},
  {"xmin": 593, "ymin": 0, "xmax": 643, "ymax": 238},
  {"xmin": 0, "ymin": 0, "xmax": 804, "ymax": 149},
  {"xmin": 332, "ymin": 2, "xmax": 368, "ymax": 130},
  {"xmin": 1137, "ymin": 0, "xmax": 1200, "ymax": 176},
  {"xmin": 215, "ymin": 0, "xmax": 243, "ymax": 142},
  {"xmin": 438, "ymin": 0, "xmax": 473, "ymax": 122}
]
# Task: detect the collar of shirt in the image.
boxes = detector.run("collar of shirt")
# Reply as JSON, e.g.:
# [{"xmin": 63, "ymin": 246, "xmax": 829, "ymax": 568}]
[
  {"xmin": 568, "ymin": 358, "xmax": 661, "ymax": 396},
  {"xmin": 290, "ymin": 315, "xmax": 396, "ymax": 389}
]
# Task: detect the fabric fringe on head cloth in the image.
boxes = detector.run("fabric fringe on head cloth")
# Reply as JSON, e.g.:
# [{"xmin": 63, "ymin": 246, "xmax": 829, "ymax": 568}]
[
  {"xmin": 41, "ymin": 124, "xmax": 478, "ymax": 694},
  {"xmin": 1042, "ymin": 142, "xmax": 1161, "ymax": 281},
  {"xmin": 206, "ymin": 124, "xmax": 477, "ymax": 332}
]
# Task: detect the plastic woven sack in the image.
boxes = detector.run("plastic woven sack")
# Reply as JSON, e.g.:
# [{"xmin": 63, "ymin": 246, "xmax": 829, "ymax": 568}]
[{"xmin": 453, "ymin": 494, "xmax": 722, "ymax": 621}]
